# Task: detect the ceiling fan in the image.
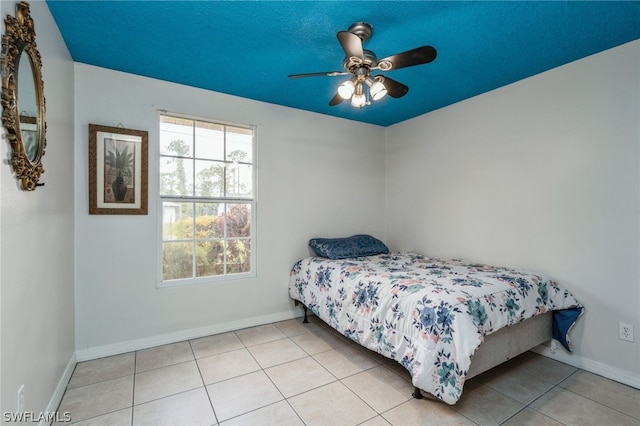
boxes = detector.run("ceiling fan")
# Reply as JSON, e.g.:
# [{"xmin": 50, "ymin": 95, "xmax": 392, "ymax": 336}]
[{"xmin": 288, "ymin": 22, "xmax": 437, "ymax": 108}]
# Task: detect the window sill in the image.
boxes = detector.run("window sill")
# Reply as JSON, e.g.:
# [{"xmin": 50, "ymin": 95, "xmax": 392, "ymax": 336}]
[{"xmin": 157, "ymin": 272, "xmax": 257, "ymax": 289}]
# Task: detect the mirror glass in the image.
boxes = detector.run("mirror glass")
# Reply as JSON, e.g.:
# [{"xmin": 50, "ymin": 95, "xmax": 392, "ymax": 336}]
[{"xmin": 17, "ymin": 49, "xmax": 39, "ymax": 163}]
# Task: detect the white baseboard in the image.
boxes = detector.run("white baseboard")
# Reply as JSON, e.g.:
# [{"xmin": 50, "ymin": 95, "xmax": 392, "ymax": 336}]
[
  {"xmin": 75, "ymin": 310, "xmax": 302, "ymax": 362},
  {"xmin": 532, "ymin": 343, "xmax": 640, "ymax": 390},
  {"xmin": 40, "ymin": 352, "xmax": 77, "ymax": 426}
]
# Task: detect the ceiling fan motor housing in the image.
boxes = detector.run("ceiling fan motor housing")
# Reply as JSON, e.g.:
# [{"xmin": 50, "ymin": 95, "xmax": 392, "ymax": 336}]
[
  {"xmin": 348, "ymin": 22, "xmax": 373, "ymax": 42},
  {"xmin": 343, "ymin": 49, "xmax": 378, "ymax": 76}
]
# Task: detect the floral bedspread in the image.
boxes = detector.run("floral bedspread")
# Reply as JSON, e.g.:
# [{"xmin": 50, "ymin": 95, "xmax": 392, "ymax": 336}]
[{"xmin": 289, "ymin": 252, "xmax": 583, "ymax": 404}]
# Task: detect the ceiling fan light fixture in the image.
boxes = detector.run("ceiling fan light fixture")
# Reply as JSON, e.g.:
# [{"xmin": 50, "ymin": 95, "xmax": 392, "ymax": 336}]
[
  {"xmin": 351, "ymin": 82, "xmax": 366, "ymax": 108},
  {"xmin": 366, "ymin": 77, "xmax": 387, "ymax": 101},
  {"xmin": 337, "ymin": 79, "xmax": 355, "ymax": 99},
  {"xmin": 351, "ymin": 93, "xmax": 366, "ymax": 108}
]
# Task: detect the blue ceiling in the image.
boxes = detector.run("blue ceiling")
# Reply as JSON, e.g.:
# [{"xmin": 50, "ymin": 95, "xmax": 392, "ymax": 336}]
[{"xmin": 45, "ymin": 1, "xmax": 639, "ymax": 127}]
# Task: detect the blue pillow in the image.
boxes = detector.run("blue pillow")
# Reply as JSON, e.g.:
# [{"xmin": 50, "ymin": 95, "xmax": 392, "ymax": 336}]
[{"xmin": 309, "ymin": 234, "xmax": 389, "ymax": 259}]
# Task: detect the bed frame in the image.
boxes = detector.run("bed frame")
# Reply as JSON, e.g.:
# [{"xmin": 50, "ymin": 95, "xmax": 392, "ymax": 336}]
[{"xmin": 298, "ymin": 303, "xmax": 552, "ymax": 401}]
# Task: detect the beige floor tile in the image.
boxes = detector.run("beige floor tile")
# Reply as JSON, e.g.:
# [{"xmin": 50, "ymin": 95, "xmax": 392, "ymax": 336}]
[
  {"xmin": 207, "ymin": 371, "xmax": 283, "ymax": 421},
  {"xmin": 57, "ymin": 322, "xmax": 640, "ymax": 426},
  {"xmin": 134, "ymin": 361, "xmax": 202, "ymax": 405},
  {"xmin": 265, "ymin": 357, "xmax": 336, "ymax": 397},
  {"xmin": 190, "ymin": 331, "xmax": 244, "ymax": 359},
  {"xmin": 452, "ymin": 381, "xmax": 524, "ymax": 425},
  {"xmin": 492, "ymin": 352, "xmax": 532, "ymax": 370},
  {"xmin": 62, "ymin": 408, "xmax": 132, "ymax": 426},
  {"xmin": 235, "ymin": 324, "xmax": 286, "ymax": 347},
  {"xmin": 247, "ymin": 338, "xmax": 307, "ymax": 368},
  {"xmin": 510, "ymin": 352, "xmax": 577, "ymax": 384},
  {"xmin": 502, "ymin": 407, "xmax": 562, "ymax": 426},
  {"xmin": 476, "ymin": 365, "xmax": 554, "ymax": 404},
  {"xmin": 135, "ymin": 341, "xmax": 194, "ymax": 372},
  {"xmin": 354, "ymin": 345, "xmax": 396, "ymax": 365},
  {"xmin": 531, "ymin": 387, "xmax": 640, "ymax": 425},
  {"xmin": 310, "ymin": 318, "xmax": 353, "ymax": 343},
  {"xmin": 57, "ymin": 376, "xmax": 133, "ymax": 423},
  {"xmin": 380, "ymin": 359, "xmax": 413, "ymax": 382},
  {"xmin": 342, "ymin": 365, "xmax": 413, "ymax": 413},
  {"xmin": 197, "ymin": 348, "xmax": 261, "ymax": 385},
  {"xmin": 288, "ymin": 381, "xmax": 376, "ymax": 426},
  {"xmin": 359, "ymin": 415, "xmax": 392, "ymax": 426},
  {"xmin": 68, "ymin": 353, "xmax": 135, "ymax": 389},
  {"xmin": 132, "ymin": 388, "xmax": 215, "ymax": 426},
  {"xmin": 221, "ymin": 400, "xmax": 304, "ymax": 426},
  {"xmin": 312, "ymin": 344, "xmax": 380, "ymax": 379},
  {"xmin": 382, "ymin": 399, "xmax": 475, "ymax": 426},
  {"xmin": 559, "ymin": 370, "xmax": 640, "ymax": 419},
  {"xmin": 272, "ymin": 318, "xmax": 318, "ymax": 337},
  {"xmin": 290, "ymin": 328, "xmax": 349, "ymax": 355},
  {"xmin": 323, "ymin": 325, "xmax": 359, "ymax": 345}
]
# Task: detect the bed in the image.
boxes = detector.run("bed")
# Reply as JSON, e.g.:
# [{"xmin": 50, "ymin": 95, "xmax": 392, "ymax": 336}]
[{"xmin": 288, "ymin": 235, "xmax": 583, "ymax": 405}]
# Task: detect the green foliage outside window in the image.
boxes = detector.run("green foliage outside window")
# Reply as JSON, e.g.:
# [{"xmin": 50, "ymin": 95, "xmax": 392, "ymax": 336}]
[{"xmin": 162, "ymin": 205, "xmax": 251, "ymax": 281}]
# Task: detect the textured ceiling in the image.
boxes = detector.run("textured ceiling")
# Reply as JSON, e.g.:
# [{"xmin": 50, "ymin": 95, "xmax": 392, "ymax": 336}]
[{"xmin": 46, "ymin": 1, "xmax": 639, "ymax": 127}]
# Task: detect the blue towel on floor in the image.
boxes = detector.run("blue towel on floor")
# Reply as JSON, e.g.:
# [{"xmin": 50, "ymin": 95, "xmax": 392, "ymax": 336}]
[{"xmin": 552, "ymin": 307, "xmax": 584, "ymax": 351}]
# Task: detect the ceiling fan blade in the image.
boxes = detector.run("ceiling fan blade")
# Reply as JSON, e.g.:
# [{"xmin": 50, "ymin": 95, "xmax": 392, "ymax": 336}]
[
  {"xmin": 376, "ymin": 75, "xmax": 409, "ymax": 98},
  {"xmin": 288, "ymin": 71, "xmax": 348, "ymax": 78},
  {"xmin": 329, "ymin": 92, "xmax": 346, "ymax": 106},
  {"xmin": 378, "ymin": 46, "xmax": 437, "ymax": 71},
  {"xmin": 337, "ymin": 31, "xmax": 364, "ymax": 61}
]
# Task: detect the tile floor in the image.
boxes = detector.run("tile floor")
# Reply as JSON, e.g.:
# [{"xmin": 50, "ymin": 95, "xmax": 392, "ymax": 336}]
[{"xmin": 55, "ymin": 316, "xmax": 640, "ymax": 426}]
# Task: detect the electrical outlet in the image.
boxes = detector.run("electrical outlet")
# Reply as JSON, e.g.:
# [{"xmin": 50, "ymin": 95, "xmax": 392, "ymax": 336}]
[
  {"xmin": 16, "ymin": 385, "xmax": 24, "ymax": 412},
  {"xmin": 619, "ymin": 322, "xmax": 634, "ymax": 342}
]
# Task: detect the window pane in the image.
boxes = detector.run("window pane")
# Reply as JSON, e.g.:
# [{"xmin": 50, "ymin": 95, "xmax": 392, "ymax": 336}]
[
  {"xmin": 196, "ymin": 240, "xmax": 224, "ymax": 277},
  {"xmin": 225, "ymin": 163, "xmax": 252, "ymax": 198},
  {"xmin": 195, "ymin": 121, "xmax": 224, "ymax": 160},
  {"xmin": 162, "ymin": 201, "xmax": 194, "ymax": 240},
  {"xmin": 195, "ymin": 160, "xmax": 224, "ymax": 197},
  {"xmin": 195, "ymin": 203, "xmax": 223, "ymax": 239},
  {"xmin": 226, "ymin": 126, "xmax": 253, "ymax": 163},
  {"xmin": 227, "ymin": 239, "xmax": 251, "ymax": 273},
  {"xmin": 160, "ymin": 157, "xmax": 194, "ymax": 196},
  {"xmin": 160, "ymin": 117, "xmax": 194, "ymax": 157},
  {"xmin": 163, "ymin": 241, "xmax": 193, "ymax": 280},
  {"xmin": 226, "ymin": 204, "xmax": 250, "ymax": 237},
  {"xmin": 159, "ymin": 113, "xmax": 255, "ymax": 284}
]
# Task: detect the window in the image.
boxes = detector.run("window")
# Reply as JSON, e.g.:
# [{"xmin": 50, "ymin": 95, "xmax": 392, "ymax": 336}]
[{"xmin": 158, "ymin": 113, "xmax": 255, "ymax": 286}]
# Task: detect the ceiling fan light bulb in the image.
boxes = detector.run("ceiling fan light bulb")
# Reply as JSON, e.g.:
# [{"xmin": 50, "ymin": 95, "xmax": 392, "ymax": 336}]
[
  {"xmin": 351, "ymin": 93, "xmax": 366, "ymax": 108},
  {"xmin": 338, "ymin": 80, "xmax": 355, "ymax": 99},
  {"xmin": 370, "ymin": 81, "xmax": 387, "ymax": 101}
]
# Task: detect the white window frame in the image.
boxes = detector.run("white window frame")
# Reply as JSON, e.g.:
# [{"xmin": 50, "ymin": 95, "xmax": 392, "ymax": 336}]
[{"xmin": 156, "ymin": 111, "xmax": 257, "ymax": 288}]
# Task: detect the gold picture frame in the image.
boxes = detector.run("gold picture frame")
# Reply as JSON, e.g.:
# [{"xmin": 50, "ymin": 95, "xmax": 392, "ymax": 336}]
[
  {"xmin": 89, "ymin": 124, "xmax": 148, "ymax": 215},
  {"xmin": 1, "ymin": 1, "xmax": 47, "ymax": 191}
]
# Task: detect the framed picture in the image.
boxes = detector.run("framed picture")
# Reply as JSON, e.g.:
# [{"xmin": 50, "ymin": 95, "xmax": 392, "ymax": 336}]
[{"xmin": 89, "ymin": 124, "xmax": 148, "ymax": 215}]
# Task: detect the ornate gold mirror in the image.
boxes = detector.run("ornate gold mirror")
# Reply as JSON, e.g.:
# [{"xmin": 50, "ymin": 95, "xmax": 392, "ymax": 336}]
[{"xmin": 1, "ymin": 1, "xmax": 46, "ymax": 190}]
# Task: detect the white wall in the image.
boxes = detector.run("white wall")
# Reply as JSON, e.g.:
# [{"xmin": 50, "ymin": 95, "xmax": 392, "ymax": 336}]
[
  {"xmin": 73, "ymin": 65, "xmax": 386, "ymax": 355},
  {"xmin": 385, "ymin": 41, "xmax": 640, "ymax": 386},
  {"xmin": 0, "ymin": 0, "xmax": 75, "ymax": 419}
]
